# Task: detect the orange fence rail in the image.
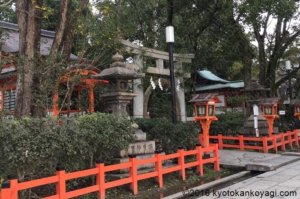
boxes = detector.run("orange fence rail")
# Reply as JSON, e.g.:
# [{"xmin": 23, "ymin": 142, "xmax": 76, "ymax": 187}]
[
  {"xmin": 0, "ymin": 145, "xmax": 220, "ymax": 199},
  {"xmin": 209, "ymin": 130, "xmax": 300, "ymax": 153}
]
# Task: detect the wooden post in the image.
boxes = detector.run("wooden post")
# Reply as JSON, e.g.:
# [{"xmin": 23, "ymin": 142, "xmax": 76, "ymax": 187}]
[
  {"xmin": 262, "ymin": 137, "xmax": 268, "ymax": 153},
  {"xmin": 217, "ymin": 134, "xmax": 223, "ymax": 149},
  {"xmin": 266, "ymin": 118, "xmax": 274, "ymax": 137},
  {"xmin": 294, "ymin": 130, "xmax": 299, "ymax": 147},
  {"xmin": 53, "ymin": 90, "xmax": 59, "ymax": 117},
  {"xmin": 0, "ymin": 179, "xmax": 18, "ymax": 199},
  {"xmin": 155, "ymin": 152, "xmax": 163, "ymax": 188},
  {"xmin": 56, "ymin": 170, "xmax": 66, "ymax": 199},
  {"xmin": 10, "ymin": 180, "xmax": 18, "ymax": 199},
  {"xmin": 272, "ymin": 135, "xmax": 277, "ymax": 153},
  {"xmin": 130, "ymin": 157, "xmax": 138, "ymax": 195},
  {"xmin": 200, "ymin": 120, "xmax": 212, "ymax": 147},
  {"xmin": 213, "ymin": 144, "xmax": 220, "ymax": 171},
  {"xmin": 239, "ymin": 135, "xmax": 244, "ymax": 151},
  {"xmin": 88, "ymin": 82, "xmax": 95, "ymax": 113},
  {"xmin": 178, "ymin": 148, "xmax": 186, "ymax": 181},
  {"xmin": 196, "ymin": 145, "xmax": 203, "ymax": 176},
  {"xmin": 281, "ymin": 133, "xmax": 286, "ymax": 151},
  {"xmin": 287, "ymin": 131, "xmax": 293, "ymax": 149},
  {"xmin": 96, "ymin": 163, "xmax": 105, "ymax": 199}
]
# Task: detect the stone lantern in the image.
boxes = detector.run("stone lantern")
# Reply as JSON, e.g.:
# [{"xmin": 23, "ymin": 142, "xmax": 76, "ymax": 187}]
[
  {"xmin": 189, "ymin": 93, "xmax": 219, "ymax": 147},
  {"xmin": 96, "ymin": 53, "xmax": 142, "ymax": 116},
  {"xmin": 259, "ymin": 98, "xmax": 280, "ymax": 136},
  {"xmin": 291, "ymin": 99, "xmax": 300, "ymax": 120}
]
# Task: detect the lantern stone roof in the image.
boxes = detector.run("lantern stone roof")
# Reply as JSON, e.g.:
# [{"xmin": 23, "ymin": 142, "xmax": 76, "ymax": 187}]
[
  {"xmin": 96, "ymin": 53, "xmax": 143, "ymax": 80},
  {"xmin": 258, "ymin": 98, "xmax": 280, "ymax": 106},
  {"xmin": 189, "ymin": 93, "xmax": 220, "ymax": 103},
  {"xmin": 291, "ymin": 99, "xmax": 300, "ymax": 106}
]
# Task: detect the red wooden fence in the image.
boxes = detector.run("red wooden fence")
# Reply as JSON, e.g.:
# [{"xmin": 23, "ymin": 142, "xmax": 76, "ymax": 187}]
[
  {"xmin": 0, "ymin": 144, "xmax": 219, "ymax": 199},
  {"xmin": 209, "ymin": 130, "xmax": 299, "ymax": 153}
]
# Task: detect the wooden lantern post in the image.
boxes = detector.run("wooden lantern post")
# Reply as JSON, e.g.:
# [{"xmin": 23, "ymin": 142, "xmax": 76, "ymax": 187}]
[
  {"xmin": 259, "ymin": 98, "xmax": 280, "ymax": 136},
  {"xmin": 190, "ymin": 94, "xmax": 219, "ymax": 147}
]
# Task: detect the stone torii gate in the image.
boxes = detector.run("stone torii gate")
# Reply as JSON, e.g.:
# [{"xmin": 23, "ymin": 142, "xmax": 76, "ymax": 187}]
[{"xmin": 121, "ymin": 40, "xmax": 194, "ymax": 122}]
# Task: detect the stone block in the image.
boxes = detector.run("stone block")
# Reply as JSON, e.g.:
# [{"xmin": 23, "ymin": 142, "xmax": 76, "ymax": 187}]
[
  {"xmin": 133, "ymin": 130, "xmax": 147, "ymax": 141},
  {"xmin": 119, "ymin": 141, "xmax": 155, "ymax": 157}
]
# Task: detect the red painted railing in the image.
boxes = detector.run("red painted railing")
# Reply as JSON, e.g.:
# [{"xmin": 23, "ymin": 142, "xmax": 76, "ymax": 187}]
[
  {"xmin": 209, "ymin": 130, "xmax": 299, "ymax": 153},
  {"xmin": 0, "ymin": 145, "xmax": 219, "ymax": 199}
]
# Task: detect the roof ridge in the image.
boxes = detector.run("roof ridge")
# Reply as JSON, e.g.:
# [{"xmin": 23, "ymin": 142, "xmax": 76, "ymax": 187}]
[{"xmin": 0, "ymin": 20, "xmax": 55, "ymax": 38}]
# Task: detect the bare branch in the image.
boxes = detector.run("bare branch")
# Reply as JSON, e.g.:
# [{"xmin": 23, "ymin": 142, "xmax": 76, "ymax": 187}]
[{"xmin": 0, "ymin": 0, "xmax": 14, "ymax": 7}]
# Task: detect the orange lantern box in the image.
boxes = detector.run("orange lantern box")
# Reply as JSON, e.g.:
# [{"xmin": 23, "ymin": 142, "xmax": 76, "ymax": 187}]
[
  {"xmin": 259, "ymin": 98, "xmax": 280, "ymax": 136},
  {"xmin": 189, "ymin": 93, "xmax": 220, "ymax": 147}
]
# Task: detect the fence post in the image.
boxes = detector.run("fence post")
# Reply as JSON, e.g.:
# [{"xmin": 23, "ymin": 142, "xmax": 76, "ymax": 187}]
[
  {"xmin": 287, "ymin": 131, "xmax": 293, "ymax": 149},
  {"xmin": 177, "ymin": 147, "xmax": 186, "ymax": 181},
  {"xmin": 129, "ymin": 156, "xmax": 138, "ymax": 195},
  {"xmin": 0, "ymin": 179, "xmax": 18, "ymax": 199},
  {"xmin": 281, "ymin": 133, "xmax": 286, "ymax": 151},
  {"xmin": 56, "ymin": 168, "xmax": 66, "ymax": 199},
  {"xmin": 294, "ymin": 130, "xmax": 299, "ymax": 147},
  {"xmin": 272, "ymin": 135, "xmax": 277, "ymax": 153},
  {"xmin": 96, "ymin": 163, "xmax": 105, "ymax": 199},
  {"xmin": 196, "ymin": 144, "xmax": 203, "ymax": 176},
  {"xmin": 217, "ymin": 134, "xmax": 223, "ymax": 149},
  {"xmin": 262, "ymin": 137, "xmax": 268, "ymax": 153},
  {"xmin": 155, "ymin": 152, "xmax": 163, "ymax": 188},
  {"xmin": 239, "ymin": 135, "xmax": 244, "ymax": 151},
  {"xmin": 213, "ymin": 144, "xmax": 220, "ymax": 171}
]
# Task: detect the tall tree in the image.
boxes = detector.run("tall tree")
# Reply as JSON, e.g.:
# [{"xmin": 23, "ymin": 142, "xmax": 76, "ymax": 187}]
[
  {"xmin": 15, "ymin": 0, "xmax": 43, "ymax": 117},
  {"xmin": 237, "ymin": 0, "xmax": 300, "ymax": 95},
  {"xmin": 14, "ymin": 0, "xmax": 89, "ymax": 117}
]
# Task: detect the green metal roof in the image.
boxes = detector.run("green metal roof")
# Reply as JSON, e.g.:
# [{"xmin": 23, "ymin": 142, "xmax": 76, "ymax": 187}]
[
  {"xmin": 195, "ymin": 81, "xmax": 244, "ymax": 91},
  {"xmin": 197, "ymin": 70, "xmax": 229, "ymax": 83}
]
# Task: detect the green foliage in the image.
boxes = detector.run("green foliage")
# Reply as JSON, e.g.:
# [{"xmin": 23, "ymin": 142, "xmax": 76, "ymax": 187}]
[
  {"xmin": 210, "ymin": 112, "xmax": 245, "ymax": 136},
  {"xmin": 226, "ymin": 95, "xmax": 248, "ymax": 107},
  {"xmin": 0, "ymin": 113, "xmax": 134, "ymax": 182},
  {"xmin": 76, "ymin": 113, "xmax": 135, "ymax": 163},
  {"xmin": 135, "ymin": 118, "xmax": 198, "ymax": 153}
]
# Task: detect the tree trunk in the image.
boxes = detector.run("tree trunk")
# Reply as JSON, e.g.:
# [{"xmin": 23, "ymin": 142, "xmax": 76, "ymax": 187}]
[
  {"xmin": 62, "ymin": 0, "xmax": 89, "ymax": 60},
  {"xmin": 50, "ymin": 0, "xmax": 70, "ymax": 61},
  {"xmin": 15, "ymin": 0, "xmax": 28, "ymax": 117},
  {"xmin": 15, "ymin": 0, "xmax": 42, "ymax": 117}
]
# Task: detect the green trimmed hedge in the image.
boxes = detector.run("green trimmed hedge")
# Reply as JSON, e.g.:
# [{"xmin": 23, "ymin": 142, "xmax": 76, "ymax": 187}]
[
  {"xmin": 135, "ymin": 118, "xmax": 198, "ymax": 153},
  {"xmin": 0, "ymin": 113, "xmax": 134, "ymax": 182},
  {"xmin": 210, "ymin": 112, "xmax": 245, "ymax": 135}
]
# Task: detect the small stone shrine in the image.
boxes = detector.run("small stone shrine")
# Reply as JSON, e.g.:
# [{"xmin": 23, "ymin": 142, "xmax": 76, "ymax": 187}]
[
  {"xmin": 97, "ymin": 53, "xmax": 156, "ymax": 171},
  {"xmin": 243, "ymin": 80, "xmax": 273, "ymax": 136}
]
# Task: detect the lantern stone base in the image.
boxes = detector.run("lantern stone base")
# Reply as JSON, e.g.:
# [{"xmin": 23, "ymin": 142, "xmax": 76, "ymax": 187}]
[
  {"xmin": 243, "ymin": 114, "xmax": 279, "ymax": 136},
  {"xmin": 110, "ymin": 125, "xmax": 157, "ymax": 174}
]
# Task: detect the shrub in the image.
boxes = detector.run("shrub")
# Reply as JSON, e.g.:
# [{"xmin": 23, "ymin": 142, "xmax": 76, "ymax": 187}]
[
  {"xmin": 135, "ymin": 118, "xmax": 198, "ymax": 153},
  {"xmin": 210, "ymin": 112, "xmax": 245, "ymax": 135},
  {"xmin": 0, "ymin": 113, "xmax": 134, "ymax": 182}
]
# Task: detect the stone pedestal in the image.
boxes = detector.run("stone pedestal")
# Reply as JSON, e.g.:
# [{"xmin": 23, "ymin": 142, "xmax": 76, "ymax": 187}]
[
  {"xmin": 113, "ymin": 128, "xmax": 157, "ymax": 172},
  {"xmin": 243, "ymin": 114, "xmax": 279, "ymax": 136},
  {"xmin": 101, "ymin": 92, "xmax": 136, "ymax": 117}
]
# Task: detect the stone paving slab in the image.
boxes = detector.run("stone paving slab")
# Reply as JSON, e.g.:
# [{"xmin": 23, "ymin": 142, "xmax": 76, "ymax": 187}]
[
  {"xmin": 196, "ymin": 160, "xmax": 300, "ymax": 199},
  {"xmin": 219, "ymin": 150, "xmax": 300, "ymax": 171}
]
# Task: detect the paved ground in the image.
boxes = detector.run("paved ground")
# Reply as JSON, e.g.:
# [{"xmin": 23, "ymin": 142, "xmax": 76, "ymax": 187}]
[
  {"xmin": 198, "ymin": 160, "xmax": 300, "ymax": 199},
  {"xmin": 219, "ymin": 150, "xmax": 300, "ymax": 171},
  {"xmin": 164, "ymin": 150, "xmax": 300, "ymax": 199}
]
